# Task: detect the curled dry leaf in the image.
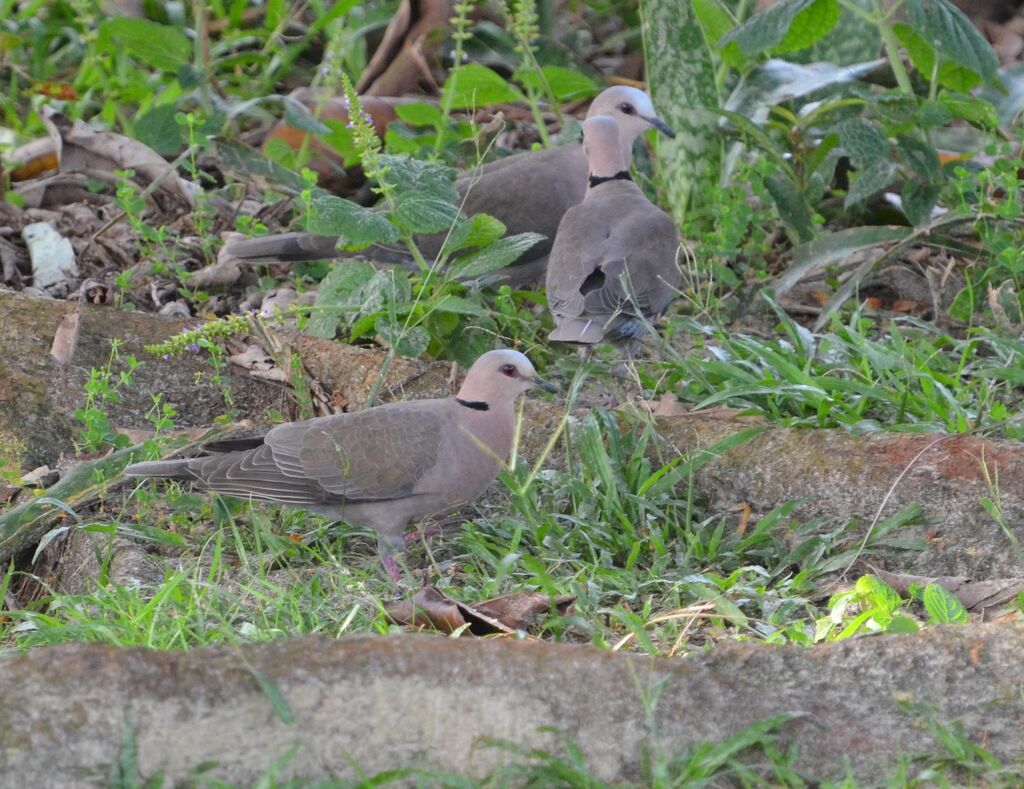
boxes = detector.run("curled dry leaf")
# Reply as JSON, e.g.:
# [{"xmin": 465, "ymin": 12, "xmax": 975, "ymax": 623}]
[
  {"xmin": 356, "ymin": 0, "xmax": 452, "ymax": 96},
  {"xmin": 50, "ymin": 304, "xmax": 82, "ymax": 367},
  {"xmin": 40, "ymin": 106, "xmax": 194, "ymax": 212},
  {"xmin": 385, "ymin": 585, "xmax": 575, "ymax": 635}
]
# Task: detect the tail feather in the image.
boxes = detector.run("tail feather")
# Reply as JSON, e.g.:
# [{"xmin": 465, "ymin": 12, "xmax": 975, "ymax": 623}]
[{"xmin": 124, "ymin": 460, "xmax": 194, "ymax": 479}]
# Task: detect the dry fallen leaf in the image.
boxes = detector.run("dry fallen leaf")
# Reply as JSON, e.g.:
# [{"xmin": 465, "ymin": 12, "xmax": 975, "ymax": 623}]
[
  {"xmin": 872, "ymin": 566, "xmax": 1024, "ymax": 613},
  {"xmin": 386, "ymin": 586, "xmax": 575, "ymax": 635},
  {"xmin": 50, "ymin": 303, "xmax": 82, "ymax": 367}
]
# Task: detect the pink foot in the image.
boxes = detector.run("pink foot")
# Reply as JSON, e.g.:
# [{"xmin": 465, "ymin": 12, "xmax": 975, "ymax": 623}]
[{"xmin": 382, "ymin": 554, "xmax": 403, "ymax": 583}]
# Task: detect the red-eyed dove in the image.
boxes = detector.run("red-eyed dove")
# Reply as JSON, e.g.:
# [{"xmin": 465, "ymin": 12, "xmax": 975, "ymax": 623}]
[
  {"xmin": 546, "ymin": 116, "xmax": 681, "ymax": 361},
  {"xmin": 125, "ymin": 349, "xmax": 555, "ymax": 581},
  {"xmin": 224, "ymin": 86, "xmax": 675, "ymax": 284}
]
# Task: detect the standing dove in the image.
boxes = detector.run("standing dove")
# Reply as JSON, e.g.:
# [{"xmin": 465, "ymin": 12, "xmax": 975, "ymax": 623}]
[
  {"xmin": 546, "ymin": 115, "xmax": 681, "ymax": 362},
  {"xmin": 224, "ymin": 86, "xmax": 675, "ymax": 284},
  {"xmin": 125, "ymin": 349, "xmax": 555, "ymax": 581}
]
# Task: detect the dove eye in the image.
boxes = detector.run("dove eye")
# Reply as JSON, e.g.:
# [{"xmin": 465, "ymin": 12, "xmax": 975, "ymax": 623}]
[
  {"xmin": 500, "ymin": 364, "xmax": 518, "ymax": 377},
  {"xmin": 618, "ymin": 103, "xmax": 635, "ymax": 114}
]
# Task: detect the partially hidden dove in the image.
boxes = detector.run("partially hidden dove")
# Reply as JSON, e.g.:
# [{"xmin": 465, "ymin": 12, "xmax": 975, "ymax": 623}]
[
  {"xmin": 125, "ymin": 349, "xmax": 556, "ymax": 581},
  {"xmin": 546, "ymin": 115, "xmax": 681, "ymax": 364},
  {"xmin": 224, "ymin": 86, "xmax": 674, "ymax": 285}
]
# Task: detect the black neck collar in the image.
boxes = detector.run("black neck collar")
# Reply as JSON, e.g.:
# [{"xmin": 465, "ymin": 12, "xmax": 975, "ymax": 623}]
[
  {"xmin": 589, "ymin": 170, "xmax": 632, "ymax": 188},
  {"xmin": 456, "ymin": 398, "xmax": 489, "ymax": 411}
]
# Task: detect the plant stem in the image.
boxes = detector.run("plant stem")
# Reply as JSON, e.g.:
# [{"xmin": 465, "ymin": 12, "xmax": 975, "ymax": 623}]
[{"xmin": 869, "ymin": 0, "xmax": 914, "ymax": 96}]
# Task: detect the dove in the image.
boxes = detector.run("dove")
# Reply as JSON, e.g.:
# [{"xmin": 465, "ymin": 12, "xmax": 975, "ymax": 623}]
[
  {"xmin": 546, "ymin": 115, "xmax": 681, "ymax": 364},
  {"xmin": 125, "ymin": 349, "xmax": 556, "ymax": 581},
  {"xmin": 224, "ymin": 86, "xmax": 675, "ymax": 284}
]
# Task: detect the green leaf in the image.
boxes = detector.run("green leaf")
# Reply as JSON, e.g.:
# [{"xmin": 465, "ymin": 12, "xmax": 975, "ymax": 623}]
[
  {"xmin": 442, "ymin": 64, "xmax": 524, "ymax": 109},
  {"xmin": 307, "ymin": 261, "xmax": 378, "ymax": 338},
  {"xmin": 923, "ymin": 583, "xmax": 969, "ymax": 624},
  {"xmin": 516, "ymin": 66, "xmax": 600, "ymax": 102},
  {"xmin": 894, "ymin": 134, "xmax": 940, "ymax": 179},
  {"xmin": 444, "ymin": 213, "xmax": 507, "ymax": 254},
  {"xmin": 776, "ymin": 225, "xmax": 911, "ymax": 297},
  {"xmin": 937, "ymin": 92, "xmax": 1000, "ymax": 129},
  {"xmin": 381, "ymin": 155, "xmax": 461, "ymax": 234},
  {"xmin": 98, "ymin": 19, "xmax": 191, "ymax": 72},
  {"xmin": 915, "ymin": 99, "xmax": 955, "ymax": 129},
  {"xmin": 846, "ymin": 161, "xmax": 896, "ymax": 207},
  {"xmin": 376, "ymin": 318, "xmax": 430, "ymax": 358},
  {"xmin": 719, "ymin": 0, "xmax": 825, "ymax": 56},
  {"xmin": 447, "ymin": 233, "xmax": 545, "ymax": 279},
  {"xmin": 764, "ymin": 172, "xmax": 816, "ymax": 243},
  {"xmin": 901, "ymin": 180, "xmax": 941, "ymax": 226},
  {"xmin": 395, "ymin": 102, "xmax": 444, "ymax": 128},
  {"xmin": 855, "ymin": 574, "xmax": 902, "ymax": 613},
  {"xmin": 132, "ymin": 104, "xmax": 182, "ymax": 156},
  {"xmin": 906, "ymin": 0, "xmax": 1000, "ymax": 88},
  {"xmin": 307, "ymin": 195, "xmax": 399, "ymax": 249},
  {"xmin": 893, "ymin": 23, "xmax": 982, "ymax": 92},
  {"xmin": 694, "ymin": 0, "xmax": 746, "ymax": 68},
  {"xmin": 887, "ymin": 614, "xmax": 920, "ymax": 633},
  {"xmin": 432, "ymin": 294, "xmax": 489, "ymax": 317},
  {"xmin": 774, "ymin": 0, "xmax": 840, "ymax": 54},
  {"xmin": 837, "ymin": 117, "xmax": 889, "ymax": 168}
]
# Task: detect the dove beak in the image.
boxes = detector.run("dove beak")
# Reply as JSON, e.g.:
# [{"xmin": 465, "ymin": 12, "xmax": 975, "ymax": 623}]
[
  {"xmin": 643, "ymin": 115, "xmax": 675, "ymax": 138},
  {"xmin": 532, "ymin": 375, "xmax": 558, "ymax": 394}
]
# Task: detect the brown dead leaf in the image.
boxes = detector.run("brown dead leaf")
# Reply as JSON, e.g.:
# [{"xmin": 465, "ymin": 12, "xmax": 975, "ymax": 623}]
[
  {"xmin": 385, "ymin": 586, "xmax": 575, "ymax": 635},
  {"xmin": 357, "ymin": 0, "xmax": 452, "ymax": 96},
  {"xmin": 41, "ymin": 107, "xmax": 194, "ymax": 212},
  {"xmin": 50, "ymin": 304, "xmax": 82, "ymax": 367}
]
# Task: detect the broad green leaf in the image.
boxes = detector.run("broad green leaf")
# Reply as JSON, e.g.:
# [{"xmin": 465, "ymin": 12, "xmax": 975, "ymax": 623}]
[
  {"xmin": 307, "ymin": 260, "xmax": 378, "ymax": 338},
  {"xmin": 307, "ymin": 195, "xmax": 399, "ymax": 248},
  {"xmin": 393, "ymin": 193, "xmax": 461, "ymax": 235},
  {"xmin": 915, "ymin": 99, "xmax": 955, "ymax": 129},
  {"xmin": 894, "ymin": 134, "xmax": 940, "ymax": 179},
  {"xmin": 893, "ymin": 22, "xmax": 982, "ymax": 92},
  {"xmin": 901, "ymin": 180, "xmax": 941, "ymax": 226},
  {"xmin": 444, "ymin": 213, "xmax": 507, "ymax": 254},
  {"xmin": 764, "ymin": 172, "xmax": 816, "ymax": 243},
  {"xmin": 282, "ymin": 101, "xmax": 331, "ymax": 135},
  {"xmin": 395, "ymin": 102, "xmax": 444, "ymax": 127},
  {"xmin": 643, "ymin": 0, "xmax": 720, "ymax": 223},
  {"xmin": 887, "ymin": 615, "xmax": 920, "ymax": 633},
  {"xmin": 906, "ymin": 0, "xmax": 1000, "ymax": 88},
  {"xmin": 516, "ymin": 66, "xmax": 600, "ymax": 101},
  {"xmin": 98, "ymin": 19, "xmax": 191, "ymax": 72},
  {"xmin": 838, "ymin": 117, "xmax": 889, "ymax": 168},
  {"xmin": 442, "ymin": 64, "xmax": 524, "ymax": 109},
  {"xmin": 923, "ymin": 583, "xmax": 969, "ymax": 624},
  {"xmin": 846, "ymin": 160, "xmax": 896, "ymax": 207},
  {"xmin": 694, "ymin": 0, "xmax": 746, "ymax": 68},
  {"xmin": 855, "ymin": 574, "xmax": 902, "ymax": 613},
  {"xmin": 937, "ymin": 92, "xmax": 1000, "ymax": 129},
  {"xmin": 132, "ymin": 104, "xmax": 182, "ymax": 156},
  {"xmin": 376, "ymin": 317, "xmax": 430, "ymax": 358},
  {"xmin": 447, "ymin": 233, "xmax": 545, "ymax": 279},
  {"xmin": 774, "ymin": 0, "xmax": 840, "ymax": 54},
  {"xmin": 381, "ymin": 155, "xmax": 461, "ymax": 234},
  {"xmin": 432, "ymin": 294, "xmax": 489, "ymax": 317},
  {"xmin": 775, "ymin": 225, "xmax": 911, "ymax": 297},
  {"xmin": 718, "ymin": 0, "xmax": 821, "ymax": 56}
]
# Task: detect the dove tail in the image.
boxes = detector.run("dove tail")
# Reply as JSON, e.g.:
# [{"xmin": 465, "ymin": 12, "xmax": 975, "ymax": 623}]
[{"xmin": 124, "ymin": 460, "xmax": 193, "ymax": 479}]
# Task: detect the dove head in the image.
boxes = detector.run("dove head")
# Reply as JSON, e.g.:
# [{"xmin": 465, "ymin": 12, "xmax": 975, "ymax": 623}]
[
  {"xmin": 586, "ymin": 86, "xmax": 675, "ymax": 155},
  {"xmin": 458, "ymin": 349, "xmax": 557, "ymax": 405},
  {"xmin": 582, "ymin": 116, "xmax": 629, "ymax": 179}
]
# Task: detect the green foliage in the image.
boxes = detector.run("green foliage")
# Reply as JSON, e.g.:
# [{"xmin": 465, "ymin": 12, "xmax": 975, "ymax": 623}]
[
  {"xmin": 74, "ymin": 341, "xmax": 139, "ymax": 453},
  {"xmin": 669, "ymin": 306, "xmax": 1024, "ymax": 438}
]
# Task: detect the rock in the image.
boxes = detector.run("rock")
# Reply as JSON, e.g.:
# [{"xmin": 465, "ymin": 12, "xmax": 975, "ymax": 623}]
[
  {"xmin": 22, "ymin": 221, "xmax": 77, "ymax": 295},
  {"xmin": 0, "ymin": 626, "xmax": 1021, "ymax": 784}
]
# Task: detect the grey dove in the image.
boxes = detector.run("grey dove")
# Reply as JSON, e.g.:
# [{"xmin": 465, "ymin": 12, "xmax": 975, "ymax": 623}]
[
  {"xmin": 125, "ymin": 349, "xmax": 555, "ymax": 581},
  {"xmin": 546, "ymin": 115, "xmax": 681, "ymax": 362},
  {"xmin": 224, "ymin": 86, "xmax": 674, "ymax": 284}
]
